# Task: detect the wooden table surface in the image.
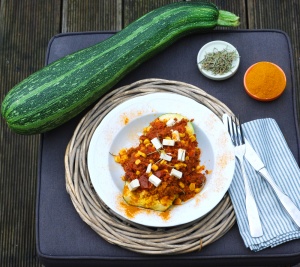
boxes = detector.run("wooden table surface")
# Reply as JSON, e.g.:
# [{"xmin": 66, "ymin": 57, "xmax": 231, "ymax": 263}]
[{"xmin": 0, "ymin": 1, "xmax": 299, "ymax": 266}]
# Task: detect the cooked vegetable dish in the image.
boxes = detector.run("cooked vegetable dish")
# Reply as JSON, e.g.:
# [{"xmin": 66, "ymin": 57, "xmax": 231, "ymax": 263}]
[{"xmin": 114, "ymin": 114, "xmax": 207, "ymax": 212}]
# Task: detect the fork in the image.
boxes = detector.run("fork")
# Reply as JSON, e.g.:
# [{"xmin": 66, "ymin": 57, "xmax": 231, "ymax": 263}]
[{"xmin": 228, "ymin": 116, "xmax": 263, "ymax": 238}]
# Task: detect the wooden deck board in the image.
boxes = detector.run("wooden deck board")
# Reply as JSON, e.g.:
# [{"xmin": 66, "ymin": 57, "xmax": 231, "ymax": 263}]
[
  {"xmin": 62, "ymin": 0, "xmax": 122, "ymax": 32},
  {"xmin": 0, "ymin": 1, "xmax": 299, "ymax": 266},
  {"xmin": 123, "ymin": 0, "xmax": 177, "ymax": 25},
  {"xmin": 0, "ymin": 1, "xmax": 61, "ymax": 266}
]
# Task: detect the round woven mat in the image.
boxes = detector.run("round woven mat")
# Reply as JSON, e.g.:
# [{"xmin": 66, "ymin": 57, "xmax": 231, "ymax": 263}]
[{"xmin": 65, "ymin": 78, "xmax": 236, "ymax": 255}]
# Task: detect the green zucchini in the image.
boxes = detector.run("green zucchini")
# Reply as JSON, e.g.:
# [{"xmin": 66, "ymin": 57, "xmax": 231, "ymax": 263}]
[{"xmin": 1, "ymin": 1, "xmax": 239, "ymax": 134}]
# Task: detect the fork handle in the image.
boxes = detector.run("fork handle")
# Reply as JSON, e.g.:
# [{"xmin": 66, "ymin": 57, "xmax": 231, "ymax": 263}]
[
  {"xmin": 240, "ymin": 160, "xmax": 264, "ymax": 237},
  {"xmin": 259, "ymin": 168, "xmax": 300, "ymax": 227}
]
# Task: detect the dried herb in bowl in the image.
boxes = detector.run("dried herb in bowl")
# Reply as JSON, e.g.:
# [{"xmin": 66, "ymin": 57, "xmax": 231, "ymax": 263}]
[{"xmin": 199, "ymin": 47, "xmax": 238, "ymax": 75}]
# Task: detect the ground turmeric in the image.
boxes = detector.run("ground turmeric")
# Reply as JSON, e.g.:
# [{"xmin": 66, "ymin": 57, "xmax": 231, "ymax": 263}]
[{"xmin": 244, "ymin": 61, "xmax": 286, "ymax": 101}]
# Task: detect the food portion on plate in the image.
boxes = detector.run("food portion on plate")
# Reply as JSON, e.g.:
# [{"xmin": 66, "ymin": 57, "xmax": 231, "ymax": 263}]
[
  {"xmin": 88, "ymin": 92, "xmax": 235, "ymax": 226},
  {"xmin": 113, "ymin": 113, "xmax": 207, "ymax": 212}
]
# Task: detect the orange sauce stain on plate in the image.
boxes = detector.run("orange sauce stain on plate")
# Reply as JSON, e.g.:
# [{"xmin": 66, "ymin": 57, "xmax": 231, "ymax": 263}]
[
  {"xmin": 159, "ymin": 208, "xmax": 171, "ymax": 221},
  {"xmin": 120, "ymin": 110, "xmax": 145, "ymax": 126},
  {"xmin": 119, "ymin": 200, "xmax": 144, "ymax": 218},
  {"xmin": 121, "ymin": 115, "xmax": 129, "ymax": 125},
  {"xmin": 218, "ymin": 153, "xmax": 232, "ymax": 168},
  {"xmin": 117, "ymin": 194, "xmax": 173, "ymax": 221},
  {"xmin": 117, "ymin": 193, "xmax": 150, "ymax": 219}
]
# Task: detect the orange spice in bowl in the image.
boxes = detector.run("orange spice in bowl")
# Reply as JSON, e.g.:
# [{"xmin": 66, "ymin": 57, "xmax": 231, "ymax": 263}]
[{"xmin": 244, "ymin": 61, "xmax": 286, "ymax": 101}]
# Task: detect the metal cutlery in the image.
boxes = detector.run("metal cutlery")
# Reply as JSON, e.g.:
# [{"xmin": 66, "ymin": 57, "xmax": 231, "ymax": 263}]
[
  {"xmin": 226, "ymin": 115, "xmax": 263, "ymax": 237},
  {"xmin": 244, "ymin": 140, "xmax": 300, "ymax": 227}
]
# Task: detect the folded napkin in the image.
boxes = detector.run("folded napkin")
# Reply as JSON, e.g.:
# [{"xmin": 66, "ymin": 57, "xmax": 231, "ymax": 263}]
[{"xmin": 228, "ymin": 118, "xmax": 300, "ymax": 251}]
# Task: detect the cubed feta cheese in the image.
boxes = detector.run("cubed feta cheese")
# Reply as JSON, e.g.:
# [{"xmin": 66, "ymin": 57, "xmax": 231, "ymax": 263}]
[
  {"xmin": 148, "ymin": 174, "xmax": 162, "ymax": 187},
  {"xmin": 151, "ymin": 137, "xmax": 163, "ymax": 150},
  {"xmin": 160, "ymin": 152, "xmax": 172, "ymax": 161},
  {"xmin": 146, "ymin": 163, "xmax": 152, "ymax": 173},
  {"xmin": 177, "ymin": 148, "xmax": 186, "ymax": 161},
  {"xmin": 170, "ymin": 168, "xmax": 183, "ymax": 179},
  {"xmin": 128, "ymin": 179, "xmax": 140, "ymax": 191},
  {"xmin": 166, "ymin": 118, "xmax": 176, "ymax": 127}
]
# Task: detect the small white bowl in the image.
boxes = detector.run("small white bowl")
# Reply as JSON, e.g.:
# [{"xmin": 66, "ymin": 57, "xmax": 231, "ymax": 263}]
[{"xmin": 197, "ymin": 40, "xmax": 240, "ymax": 81}]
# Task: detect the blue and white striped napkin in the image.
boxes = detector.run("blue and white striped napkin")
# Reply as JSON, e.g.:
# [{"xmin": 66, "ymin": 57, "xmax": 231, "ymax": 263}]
[{"xmin": 228, "ymin": 118, "xmax": 300, "ymax": 251}]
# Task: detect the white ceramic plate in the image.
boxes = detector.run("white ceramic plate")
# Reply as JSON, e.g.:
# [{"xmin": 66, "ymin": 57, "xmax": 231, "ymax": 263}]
[
  {"xmin": 197, "ymin": 40, "xmax": 240, "ymax": 80},
  {"xmin": 88, "ymin": 92, "xmax": 235, "ymax": 227}
]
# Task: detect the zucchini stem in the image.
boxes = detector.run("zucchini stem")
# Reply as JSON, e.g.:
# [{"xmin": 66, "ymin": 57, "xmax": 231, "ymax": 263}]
[{"xmin": 217, "ymin": 10, "xmax": 240, "ymax": 27}]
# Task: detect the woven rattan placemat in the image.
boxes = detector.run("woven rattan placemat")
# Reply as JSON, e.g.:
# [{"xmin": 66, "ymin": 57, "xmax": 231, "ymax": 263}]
[{"xmin": 64, "ymin": 78, "xmax": 236, "ymax": 254}]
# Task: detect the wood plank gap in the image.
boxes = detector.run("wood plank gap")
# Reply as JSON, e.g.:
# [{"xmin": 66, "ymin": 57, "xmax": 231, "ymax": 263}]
[
  {"xmin": 244, "ymin": 0, "xmax": 250, "ymax": 28},
  {"xmin": 0, "ymin": 1, "xmax": 6, "ymax": 48},
  {"xmin": 61, "ymin": 0, "xmax": 68, "ymax": 33},
  {"xmin": 116, "ymin": 0, "xmax": 123, "ymax": 30}
]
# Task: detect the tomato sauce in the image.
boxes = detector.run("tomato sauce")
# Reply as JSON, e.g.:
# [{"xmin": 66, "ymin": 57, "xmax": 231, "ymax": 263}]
[{"xmin": 114, "ymin": 116, "xmax": 206, "ymax": 206}]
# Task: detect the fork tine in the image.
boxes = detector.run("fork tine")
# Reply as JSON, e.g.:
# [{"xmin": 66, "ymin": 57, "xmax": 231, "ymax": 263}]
[
  {"xmin": 238, "ymin": 116, "xmax": 245, "ymax": 144},
  {"xmin": 235, "ymin": 115, "xmax": 245, "ymax": 145},
  {"xmin": 232, "ymin": 116, "xmax": 238, "ymax": 146},
  {"xmin": 227, "ymin": 116, "xmax": 236, "ymax": 146},
  {"xmin": 225, "ymin": 114, "xmax": 244, "ymax": 147},
  {"xmin": 227, "ymin": 116, "xmax": 232, "ymax": 140},
  {"xmin": 234, "ymin": 115, "xmax": 242, "ymax": 145}
]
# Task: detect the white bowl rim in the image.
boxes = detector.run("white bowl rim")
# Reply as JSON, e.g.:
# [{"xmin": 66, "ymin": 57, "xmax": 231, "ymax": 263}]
[{"xmin": 197, "ymin": 40, "xmax": 240, "ymax": 81}]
